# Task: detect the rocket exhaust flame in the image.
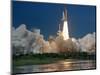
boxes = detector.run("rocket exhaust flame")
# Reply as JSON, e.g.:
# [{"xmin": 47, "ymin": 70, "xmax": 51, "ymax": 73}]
[{"xmin": 62, "ymin": 21, "xmax": 69, "ymax": 40}]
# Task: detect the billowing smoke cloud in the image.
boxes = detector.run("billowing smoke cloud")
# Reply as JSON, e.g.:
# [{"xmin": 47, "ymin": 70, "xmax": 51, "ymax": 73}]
[
  {"xmin": 78, "ymin": 32, "xmax": 96, "ymax": 53},
  {"xmin": 12, "ymin": 24, "xmax": 58, "ymax": 54},
  {"xmin": 12, "ymin": 24, "xmax": 96, "ymax": 55}
]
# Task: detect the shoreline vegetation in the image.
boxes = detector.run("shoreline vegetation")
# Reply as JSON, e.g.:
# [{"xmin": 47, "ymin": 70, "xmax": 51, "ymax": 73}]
[{"xmin": 13, "ymin": 52, "xmax": 96, "ymax": 66}]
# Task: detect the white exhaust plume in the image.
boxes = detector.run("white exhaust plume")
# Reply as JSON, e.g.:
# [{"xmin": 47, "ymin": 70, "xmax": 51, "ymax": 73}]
[{"xmin": 62, "ymin": 21, "xmax": 69, "ymax": 40}]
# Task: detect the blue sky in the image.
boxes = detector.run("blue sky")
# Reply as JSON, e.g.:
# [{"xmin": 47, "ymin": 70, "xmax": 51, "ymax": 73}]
[{"xmin": 12, "ymin": 1, "xmax": 96, "ymax": 39}]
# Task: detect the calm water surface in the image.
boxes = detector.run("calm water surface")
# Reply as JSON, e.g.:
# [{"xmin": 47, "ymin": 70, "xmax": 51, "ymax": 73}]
[{"xmin": 13, "ymin": 59, "xmax": 96, "ymax": 74}]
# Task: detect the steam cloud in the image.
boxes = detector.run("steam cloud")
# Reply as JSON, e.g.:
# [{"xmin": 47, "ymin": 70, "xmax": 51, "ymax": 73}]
[{"xmin": 12, "ymin": 24, "xmax": 96, "ymax": 55}]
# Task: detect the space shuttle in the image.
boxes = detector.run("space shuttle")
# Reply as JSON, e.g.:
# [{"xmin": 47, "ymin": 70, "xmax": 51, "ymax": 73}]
[
  {"xmin": 62, "ymin": 8, "xmax": 68, "ymax": 21},
  {"xmin": 57, "ymin": 8, "xmax": 69, "ymax": 38},
  {"xmin": 58, "ymin": 8, "xmax": 68, "ymax": 32}
]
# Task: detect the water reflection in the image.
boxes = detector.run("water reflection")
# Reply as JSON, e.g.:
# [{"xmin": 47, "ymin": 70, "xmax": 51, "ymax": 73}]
[{"xmin": 14, "ymin": 59, "xmax": 96, "ymax": 74}]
